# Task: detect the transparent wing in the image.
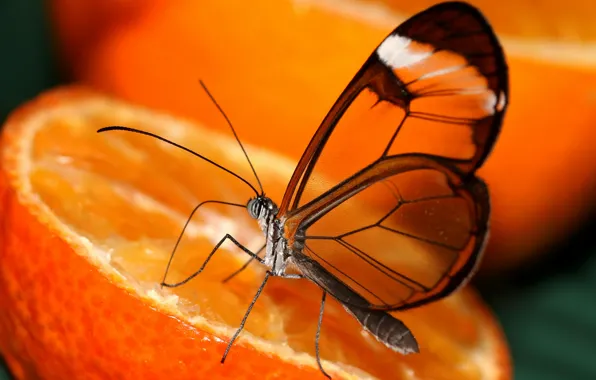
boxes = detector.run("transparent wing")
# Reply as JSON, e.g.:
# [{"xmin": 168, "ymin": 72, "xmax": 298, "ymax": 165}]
[
  {"xmin": 278, "ymin": 1, "xmax": 508, "ymax": 215},
  {"xmin": 286, "ymin": 154, "xmax": 490, "ymax": 310}
]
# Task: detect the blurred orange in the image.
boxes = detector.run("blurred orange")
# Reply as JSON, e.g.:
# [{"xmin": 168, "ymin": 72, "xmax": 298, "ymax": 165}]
[
  {"xmin": 48, "ymin": 0, "xmax": 596, "ymax": 271},
  {"xmin": 0, "ymin": 86, "xmax": 511, "ymax": 380}
]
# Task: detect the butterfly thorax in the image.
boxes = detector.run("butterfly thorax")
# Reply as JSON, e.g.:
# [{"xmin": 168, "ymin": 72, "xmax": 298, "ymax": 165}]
[{"xmin": 247, "ymin": 196, "xmax": 290, "ymax": 275}]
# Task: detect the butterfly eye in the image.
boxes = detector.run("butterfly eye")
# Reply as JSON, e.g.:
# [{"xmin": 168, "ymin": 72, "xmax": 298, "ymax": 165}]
[{"xmin": 247, "ymin": 198, "xmax": 262, "ymax": 219}]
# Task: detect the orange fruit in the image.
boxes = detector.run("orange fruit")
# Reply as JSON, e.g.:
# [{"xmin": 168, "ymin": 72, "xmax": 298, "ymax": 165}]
[
  {"xmin": 0, "ymin": 87, "xmax": 510, "ymax": 379},
  {"xmin": 47, "ymin": 0, "xmax": 596, "ymax": 272}
]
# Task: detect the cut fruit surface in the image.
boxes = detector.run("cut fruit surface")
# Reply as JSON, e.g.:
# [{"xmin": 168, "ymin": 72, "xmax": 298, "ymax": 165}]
[{"xmin": 0, "ymin": 87, "xmax": 511, "ymax": 380}]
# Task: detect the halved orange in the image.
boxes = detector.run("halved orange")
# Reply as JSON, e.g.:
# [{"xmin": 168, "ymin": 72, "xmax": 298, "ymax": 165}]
[{"xmin": 0, "ymin": 87, "xmax": 510, "ymax": 379}]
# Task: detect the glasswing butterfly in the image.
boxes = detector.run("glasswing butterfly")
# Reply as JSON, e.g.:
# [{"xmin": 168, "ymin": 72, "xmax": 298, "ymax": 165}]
[{"xmin": 98, "ymin": 1, "xmax": 508, "ymax": 377}]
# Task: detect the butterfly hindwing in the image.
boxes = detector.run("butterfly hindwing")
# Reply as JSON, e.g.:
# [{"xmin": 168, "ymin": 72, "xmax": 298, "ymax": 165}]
[{"xmin": 286, "ymin": 154, "xmax": 490, "ymax": 310}]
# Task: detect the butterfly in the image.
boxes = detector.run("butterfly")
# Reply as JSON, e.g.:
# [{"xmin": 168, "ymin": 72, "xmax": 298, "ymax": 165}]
[{"xmin": 98, "ymin": 1, "xmax": 508, "ymax": 378}]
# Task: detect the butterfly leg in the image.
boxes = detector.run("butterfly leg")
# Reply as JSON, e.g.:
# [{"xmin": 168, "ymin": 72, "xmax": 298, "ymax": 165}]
[
  {"xmin": 162, "ymin": 233, "xmax": 263, "ymax": 288},
  {"xmin": 315, "ymin": 291, "xmax": 332, "ymax": 379},
  {"xmin": 221, "ymin": 271, "xmax": 272, "ymax": 363},
  {"xmin": 221, "ymin": 244, "xmax": 266, "ymax": 284},
  {"xmin": 160, "ymin": 199, "xmax": 254, "ymax": 288},
  {"xmin": 223, "ymin": 252, "xmax": 306, "ymax": 284}
]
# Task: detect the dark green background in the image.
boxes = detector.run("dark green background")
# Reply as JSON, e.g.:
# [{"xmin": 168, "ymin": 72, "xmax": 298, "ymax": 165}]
[{"xmin": 1, "ymin": 1, "xmax": 595, "ymax": 379}]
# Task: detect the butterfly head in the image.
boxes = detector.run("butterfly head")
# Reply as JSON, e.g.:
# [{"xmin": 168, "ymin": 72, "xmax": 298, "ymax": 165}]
[{"xmin": 247, "ymin": 195, "xmax": 278, "ymax": 221}]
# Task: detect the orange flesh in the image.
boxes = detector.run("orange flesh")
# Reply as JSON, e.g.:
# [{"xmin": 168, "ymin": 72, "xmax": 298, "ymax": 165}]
[{"xmin": 17, "ymin": 93, "xmax": 505, "ymax": 379}]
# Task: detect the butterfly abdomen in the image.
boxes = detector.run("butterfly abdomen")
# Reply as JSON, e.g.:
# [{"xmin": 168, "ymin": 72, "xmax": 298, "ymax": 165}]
[{"xmin": 342, "ymin": 303, "xmax": 419, "ymax": 355}]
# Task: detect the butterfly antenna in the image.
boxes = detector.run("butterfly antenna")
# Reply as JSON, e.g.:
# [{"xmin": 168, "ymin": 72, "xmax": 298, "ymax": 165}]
[
  {"xmin": 96, "ymin": 126, "xmax": 260, "ymax": 196},
  {"xmin": 199, "ymin": 80, "xmax": 264, "ymax": 195}
]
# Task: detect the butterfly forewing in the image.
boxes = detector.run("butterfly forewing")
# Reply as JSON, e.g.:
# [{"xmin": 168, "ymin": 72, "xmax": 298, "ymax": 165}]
[
  {"xmin": 280, "ymin": 2, "xmax": 507, "ymax": 311},
  {"xmin": 279, "ymin": 1, "xmax": 507, "ymax": 215}
]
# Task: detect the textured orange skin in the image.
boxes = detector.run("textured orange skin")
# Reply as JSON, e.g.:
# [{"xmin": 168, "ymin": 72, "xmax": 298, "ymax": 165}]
[
  {"xmin": 0, "ymin": 87, "xmax": 511, "ymax": 380},
  {"xmin": 0, "ymin": 89, "xmax": 329, "ymax": 380},
  {"xmin": 47, "ymin": 0, "xmax": 596, "ymax": 272}
]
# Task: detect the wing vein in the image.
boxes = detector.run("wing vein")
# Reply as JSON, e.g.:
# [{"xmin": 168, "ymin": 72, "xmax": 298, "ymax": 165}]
[
  {"xmin": 378, "ymin": 224, "xmax": 465, "ymax": 251},
  {"xmin": 304, "ymin": 244, "xmax": 389, "ymax": 306},
  {"xmin": 337, "ymin": 239, "xmax": 430, "ymax": 292}
]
